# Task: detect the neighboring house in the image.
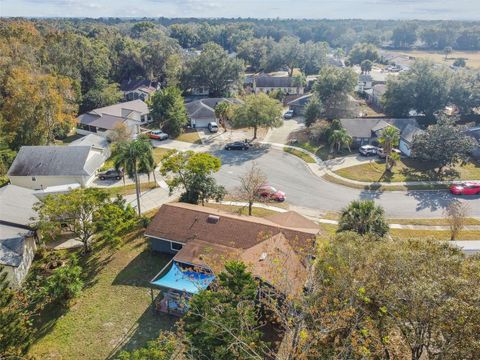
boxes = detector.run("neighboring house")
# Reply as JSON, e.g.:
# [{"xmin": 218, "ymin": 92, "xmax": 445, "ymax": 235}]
[
  {"xmin": 185, "ymin": 98, "xmax": 242, "ymax": 128},
  {"xmin": 7, "ymin": 146, "xmax": 105, "ymax": 190},
  {"xmin": 466, "ymin": 127, "xmax": 480, "ymax": 159},
  {"xmin": 0, "ymin": 185, "xmax": 38, "ymax": 287},
  {"xmin": 287, "ymin": 94, "xmax": 313, "ymax": 115},
  {"xmin": 399, "ymin": 123, "xmax": 424, "ymax": 157},
  {"xmin": 340, "ymin": 118, "xmax": 420, "ymax": 154},
  {"xmin": 68, "ymin": 134, "xmax": 111, "ymax": 160},
  {"xmin": 120, "ymin": 79, "xmax": 158, "ymax": 101},
  {"xmin": 146, "ymin": 203, "xmax": 318, "ymax": 315},
  {"xmin": 76, "ymin": 100, "xmax": 152, "ymax": 138},
  {"xmin": 365, "ymin": 84, "xmax": 387, "ymax": 111},
  {"xmin": 254, "ymin": 75, "xmax": 304, "ymax": 95}
]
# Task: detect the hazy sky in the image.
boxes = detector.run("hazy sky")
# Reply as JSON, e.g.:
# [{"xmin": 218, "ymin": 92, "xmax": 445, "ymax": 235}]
[{"xmin": 1, "ymin": 0, "xmax": 479, "ymax": 20}]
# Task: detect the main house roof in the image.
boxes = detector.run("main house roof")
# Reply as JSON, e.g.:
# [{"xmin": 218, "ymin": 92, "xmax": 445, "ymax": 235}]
[
  {"xmin": 146, "ymin": 203, "xmax": 319, "ymax": 296},
  {"xmin": 7, "ymin": 146, "xmax": 104, "ymax": 177}
]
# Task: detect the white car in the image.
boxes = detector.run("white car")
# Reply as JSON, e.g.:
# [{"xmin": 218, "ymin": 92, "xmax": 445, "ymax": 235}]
[
  {"xmin": 284, "ymin": 110, "xmax": 294, "ymax": 119},
  {"xmin": 208, "ymin": 122, "xmax": 219, "ymax": 133},
  {"xmin": 377, "ymin": 148, "xmax": 401, "ymax": 158},
  {"xmin": 359, "ymin": 145, "xmax": 378, "ymax": 156}
]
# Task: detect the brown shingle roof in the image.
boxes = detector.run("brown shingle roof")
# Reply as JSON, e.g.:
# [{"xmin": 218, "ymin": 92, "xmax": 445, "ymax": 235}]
[
  {"xmin": 152, "ymin": 203, "xmax": 317, "ymax": 298},
  {"xmin": 146, "ymin": 203, "xmax": 317, "ymax": 251}
]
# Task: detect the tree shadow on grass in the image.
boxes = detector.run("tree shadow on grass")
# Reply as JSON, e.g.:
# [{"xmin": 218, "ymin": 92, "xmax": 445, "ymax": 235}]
[
  {"xmin": 106, "ymin": 248, "xmax": 178, "ymax": 358},
  {"xmin": 106, "ymin": 304, "xmax": 178, "ymax": 359}
]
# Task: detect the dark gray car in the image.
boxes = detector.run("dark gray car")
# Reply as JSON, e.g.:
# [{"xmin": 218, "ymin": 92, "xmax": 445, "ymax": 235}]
[{"xmin": 98, "ymin": 168, "xmax": 124, "ymax": 180}]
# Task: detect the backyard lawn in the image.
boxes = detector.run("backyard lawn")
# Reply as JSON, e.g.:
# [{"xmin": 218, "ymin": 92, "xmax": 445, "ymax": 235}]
[
  {"xmin": 29, "ymin": 237, "xmax": 176, "ymax": 360},
  {"xmin": 335, "ymin": 159, "xmax": 480, "ymax": 183}
]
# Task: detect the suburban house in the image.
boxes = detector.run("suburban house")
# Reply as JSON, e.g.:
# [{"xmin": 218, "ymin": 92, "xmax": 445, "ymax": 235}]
[
  {"xmin": 7, "ymin": 146, "xmax": 105, "ymax": 190},
  {"xmin": 254, "ymin": 75, "xmax": 304, "ymax": 95},
  {"xmin": 120, "ymin": 79, "xmax": 158, "ymax": 101},
  {"xmin": 287, "ymin": 94, "xmax": 313, "ymax": 115},
  {"xmin": 398, "ymin": 123, "xmax": 424, "ymax": 157},
  {"xmin": 0, "ymin": 185, "xmax": 38, "ymax": 287},
  {"xmin": 340, "ymin": 118, "xmax": 421, "ymax": 154},
  {"xmin": 365, "ymin": 84, "xmax": 387, "ymax": 111},
  {"xmin": 465, "ymin": 127, "xmax": 480, "ymax": 159},
  {"xmin": 68, "ymin": 134, "xmax": 111, "ymax": 160},
  {"xmin": 185, "ymin": 98, "xmax": 242, "ymax": 128},
  {"xmin": 145, "ymin": 203, "xmax": 318, "ymax": 315},
  {"xmin": 76, "ymin": 100, "xmax": 152, "ymax": 138}
]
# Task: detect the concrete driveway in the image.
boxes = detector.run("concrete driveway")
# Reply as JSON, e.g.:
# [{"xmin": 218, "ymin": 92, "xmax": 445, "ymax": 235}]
[
  {"xmin": 264, "ymin": 116, "xmax": 306, "ymax": 145},
  {"xmin": 213, "ymin": 146, "xmax": 480, "ymax": 218}
]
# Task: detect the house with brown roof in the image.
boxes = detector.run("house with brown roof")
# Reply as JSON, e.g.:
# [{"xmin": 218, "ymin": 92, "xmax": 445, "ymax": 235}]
[{"xmin": 146, "ymin": 203, "xmax": 319, "ymax": 315}]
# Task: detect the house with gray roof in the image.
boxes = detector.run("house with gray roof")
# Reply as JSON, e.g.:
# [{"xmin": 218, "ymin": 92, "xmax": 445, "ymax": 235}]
[
  {"xmin": 185, "ymin": 98, "xmax": 242, "ymax": 128},
  {"xmin": 120, "ymin": 79, "xmax": 158, "ymax": 101},
  {"xmin": 340, "ymin": 118, "xmax": 421, "ymax": 156},
  {"xmin": 254, "ymin": 75, "xmax": 304, "ymax": 95},
  {"xmin": 76, "ymin": 100, "xmax": 152, "ymax": 139},
  {"xmin": 0, "ymin": 185, "xmax": 38, "ymax": 287},
  {"xmin": 7, "ymin": 146, "xmax": 105, "ymax": 190},
  {"xmin": 287, "ymin": 94, "xmax": 313, "ymax": 115},
  {"xmin": 69, "ymin": 134, "xmax": 111, "ymax": 160}
]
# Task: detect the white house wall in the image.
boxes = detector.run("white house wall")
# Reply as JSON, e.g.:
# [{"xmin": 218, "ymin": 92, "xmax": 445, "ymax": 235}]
[
  {"xmin": 9, "ymin": 174, "xmax": 95, "ymax": 190},
  {"xmin": 3, "ymin": 237, "xmax": 36, "ymax": 288}
]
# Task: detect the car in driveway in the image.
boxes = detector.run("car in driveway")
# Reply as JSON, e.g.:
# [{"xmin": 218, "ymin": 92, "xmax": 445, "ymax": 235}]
[
  {"xmin": 377, "ymin": 148, "xmax": 402, "ymax": 158},
  {"xmin": 450, "ymin": 182, "xmax": 480, "ymax": 195},
  {"xmin": 257, "ymin": 185, "xmax": 286, "ymax": 202},
  {"xmin": 98, "ymin": 168, "xmax": 124, "ymax": 181},
  {"xmin": 359, "ymin": 145, "xmax": 378, "ymax": 156},
  {"xmin": 284, "ymin": 110, "xmax": 294, "ymax": 119},
  {"xmin": 148, "ymin": 130, "xmax": 169, "ymax": 141},
  {"xmin": 208, "ymin": 122, "xmax": 219, "ymax": 133},
  {"xmin": 224, "ymin": 141, "xmax": 249, "ymax": 150}
]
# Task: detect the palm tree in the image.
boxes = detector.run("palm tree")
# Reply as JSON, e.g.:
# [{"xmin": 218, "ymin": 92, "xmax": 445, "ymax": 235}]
[
  {"xmin": 378, "ymin": 126, "xmax": 400, "ymax": 172},
  {"xmin": 113, "ymin": 137, "xmax": 155, "ymax": 215},
  {"xmin": 338, "ymin": 200, "xmax": 389, "ymax": 237},
  {"xmin": 214, "ymin": 102, "xmax": 231, "ymax": 131},
  {"xmin": 328, "ymin": 128, "xmax": 352, "ymax": 153}
]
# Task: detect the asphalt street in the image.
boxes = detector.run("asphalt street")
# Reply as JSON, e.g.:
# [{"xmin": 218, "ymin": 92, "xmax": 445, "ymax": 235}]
[{"xmin": 213, "ymin": 146, "xmax": 480, "ymax": 218}]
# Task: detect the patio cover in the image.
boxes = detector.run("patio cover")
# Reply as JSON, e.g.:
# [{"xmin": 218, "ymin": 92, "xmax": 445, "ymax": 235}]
[{"xmin": 151, "ymin": 261, "xmax": 215, "ymax": 294}]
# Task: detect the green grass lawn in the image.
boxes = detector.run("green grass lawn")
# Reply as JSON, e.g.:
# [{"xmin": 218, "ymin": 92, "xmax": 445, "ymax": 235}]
[
  {"xmin": 107, "ymin": 182, "xmax": 158, "ymax": 196},
  {"xmin": 335, "ymin": 159, "xmax": 480, "ymax": 183},
  {"xmin": 29, "ymin": 237, "xmax": 176, "ymax": 360},
  {"xmin": 283, "ymin": 147, "xmax": 316, "ymax": 163},
  {"xmin": 175, "ymin": 130, "xmax": 202, "ymax": 144},
  {"xmin": 319, "ymin": 223, "xmax": 480, "ymax": 241},
  {"xmin": 204, "ymin": 202, "xmax": 280, "ymax": 217}
]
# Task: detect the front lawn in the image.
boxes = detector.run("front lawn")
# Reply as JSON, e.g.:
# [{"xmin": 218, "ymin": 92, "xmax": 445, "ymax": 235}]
[
  {"xmin": 335, "ymin": 159, "xmax": 480, "ymax": 183},
  {"xmin": 29, "ymin": 237, "xmax": 175, "ymax": 360},
  {"xmin": 175, "ymin": 129, "xmax": 202, "ymax": 144},
  {"xmin": 288, "ymin": 128, "xmax": 352, "ymax": 161},
  {"xmin": 283, "ymin": 147, "xmax": 316, "ymax": 163}
]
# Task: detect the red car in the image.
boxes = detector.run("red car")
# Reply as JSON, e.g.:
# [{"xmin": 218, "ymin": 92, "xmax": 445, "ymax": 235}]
[
  {"xmin": 148, "ymin": 130, "xmax": 169, "ymax": 141},
  {"xmin": 257, "ymin": 185, "xmax": 286, "ymax": 202},
  {"xmin": 450, "ymin": 182, "xmax": 480, "ymax": 195}
]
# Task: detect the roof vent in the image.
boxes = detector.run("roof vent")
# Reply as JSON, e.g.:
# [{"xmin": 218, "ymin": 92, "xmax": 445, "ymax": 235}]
[
  {"xmin": 207, "ymin": 215, "xmax": 220, "ymax": 224},
  {"xmin": 259, "ymin": 252, "xmax": 268, "ymax": 261}
]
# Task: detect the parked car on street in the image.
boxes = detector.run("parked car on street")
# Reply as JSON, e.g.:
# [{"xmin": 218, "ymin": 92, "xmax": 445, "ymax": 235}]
[
  {"xmin": 450, "ymin": 182, "xmax": 480, "ymax": 195},
  {"xmin": 377, "ymin": 148, "xmax": 401, "ymax": 158},
  {"xmin": 224, "ymin": 141, "xmax": 249, "ymax": 150},
  {"xmin": 208, "ymin": 122, "xmax": 219, "ymax": 133},
  {"xmin": 148, "ymin": 130, "xmax": 169, "ymax": 141},
  {"xmin": 359, "ymin": 145, "xmax": 378, "ymax": 156},
  {"xmin": 284, "ymin": 110, "xmax": 294, "ymax": 119},
  {"xmin": 257, "ymin": 185, "xmax": 286, "ymax": 202},
  {"xmin": 98, "ymin": 168, "xmax": 124, "ymax": 180}
]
